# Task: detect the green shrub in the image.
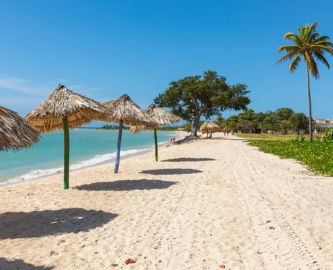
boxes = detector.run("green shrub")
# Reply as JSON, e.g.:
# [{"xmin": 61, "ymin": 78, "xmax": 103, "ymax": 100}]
[
  {"xmin": 249, "ymin": 140, "xmax": 333, "ymax": 176},
  {"xmin": 321, "ymin": 128, "xmax": 333, "ymax": 143}
]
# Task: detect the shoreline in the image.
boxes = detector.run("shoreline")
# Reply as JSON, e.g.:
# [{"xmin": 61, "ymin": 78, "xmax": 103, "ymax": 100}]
[
  {"xmin": 1, "ymin": 133, "xmax": 332, "ymax": 269},
  {"xmin": 0, "ymin": 131, "xmax": 187, "ymax": 189},
  {"xmin": 0, "ymin": 147, "xmax": 151, "ymax": 189}
]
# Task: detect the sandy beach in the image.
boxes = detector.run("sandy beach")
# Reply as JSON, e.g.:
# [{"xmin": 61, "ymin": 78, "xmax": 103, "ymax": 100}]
[{"xmin": 1, "ymin": 134, "xmax": 333, "ymax": 270}]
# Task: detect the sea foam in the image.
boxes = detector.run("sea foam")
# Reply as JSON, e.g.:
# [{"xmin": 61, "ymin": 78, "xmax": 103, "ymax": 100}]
[{"xmin": 1, "ymin": 148, "xmax": 149, "ymax": 187}]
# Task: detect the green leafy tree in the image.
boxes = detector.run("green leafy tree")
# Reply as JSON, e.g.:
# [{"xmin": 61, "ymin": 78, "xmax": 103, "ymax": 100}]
[
  {"xmin": 274, "ymin": 108, "xmax": 294, "ymax": 134},
  {"xmin": 254, "ymin": 112, "xmax": 267, "ymax": 132},
  {"xmin": 277, "ymin": 22, "xmax": 333, "ymax": 142},
  {"xmin": 154, "ymin": 70, "xmax": 250, "ymax": 136},
  {"xmin": 278, "ymin": 120, "xmax": 292, "ymax": 134},
  {"xmin": 259, "ymin": 112, "xmax": 276, "ymax": 133},
  {"xmin": 225, "ymin": 115, "xmax": 239, "ymax": 131},
  {"xmin": 182, "ymin": 121, "xmax": 192, "ymax": 133},
  {"xmin": 215, "ymin": 115, "xmax": 226, "ymax": 129},
  {"xmin": 226, "ymin": 108, "xmax": 308, "ymax": 134},
  {"xmin": 288, "ymin": 113, "xmax": 308, "ymax": 134},
  {"xmin": 238, "ymin": 109, "xmax": 256, "ymax": 121},
  {"xmin": 236, "ymin": 109, "xmax": 257, "ymax": 133},
  {"xmin": 275, "ymin": 108, "xmax": 294, "ymax": 121},
  {"xmin": 237, "ymin": 119, "xmax": 256, "ymax": 133}
]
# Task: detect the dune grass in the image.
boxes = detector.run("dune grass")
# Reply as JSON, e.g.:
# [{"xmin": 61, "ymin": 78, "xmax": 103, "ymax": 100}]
[{"xmin": 248, "ymin": 139, "xmax": 333, "ymax": 176}]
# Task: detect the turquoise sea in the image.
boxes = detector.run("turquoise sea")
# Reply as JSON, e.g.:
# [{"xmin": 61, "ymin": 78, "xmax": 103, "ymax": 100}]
[{"xmin": 0, "ymin": 129, "xmax": 177, "ymax": 185}]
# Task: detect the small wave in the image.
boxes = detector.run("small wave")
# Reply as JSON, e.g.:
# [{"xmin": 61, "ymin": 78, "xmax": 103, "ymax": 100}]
[{"xmin": 1, "ymin": 148, "xmax": 149, "ymax": 187}]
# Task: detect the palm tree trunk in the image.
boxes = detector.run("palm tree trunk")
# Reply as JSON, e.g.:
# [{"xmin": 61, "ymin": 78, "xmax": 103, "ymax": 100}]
[{"xmin": 306, "ymin": 64, "xmax": 313, "ymax": 142}]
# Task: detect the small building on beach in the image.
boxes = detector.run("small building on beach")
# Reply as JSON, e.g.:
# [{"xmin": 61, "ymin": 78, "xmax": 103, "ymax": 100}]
[{"xmin": 315, "ymin": 119, "xmax": 333, "ymax": 128}]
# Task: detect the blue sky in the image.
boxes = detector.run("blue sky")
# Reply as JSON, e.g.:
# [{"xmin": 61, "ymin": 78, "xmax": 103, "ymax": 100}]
[{"xmin": 0, "ymin": 0, "xmax": 332, "ymax": 122}]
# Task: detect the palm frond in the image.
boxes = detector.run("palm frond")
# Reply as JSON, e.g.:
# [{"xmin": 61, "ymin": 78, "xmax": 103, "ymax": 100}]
[
  {"xmin": 284, "ymin": 32, "xmax": 296, "ymax": 39},
  {"xmin": 313, "ymin": 51, "xmax": 330, "ymax": 69},
  {"xmin": 313, "ymin": 35, "xmax": 331, "ymax": 43},
  {"xmin": 313, "ymin": 41, "xmax": 333, "ymax": 47},
  {"xmin": 277, "ymin": 52, "xmax": 298, "ymax": 64},
  {"xmin": 304, "ymin": 22, "xmax": 318, "ymax": 39},
  {"xmin": 305, "ymin": 53, "xmax": 319, "ymax": 79},
  {"xmin": 289, "ymin": 54, "xmax": 301, "ymax": 73},
  {"xmin": 284, "ymin": 32, "xmax": 303, "ymax": 45},
  {"xmin": 278, "ymin": 22, "xmax": 332, "ymax": 79},
  {"xmin": 310, "ymin": 32, "xmax": 320, "ymax": 42},
  {"xmin": 312, "ymin": 45, "xmax": 333, "ymax": 56},
  {"xmin": 277, "ymin": 45, "xmax": 300, "ymax": 53},
  {"xmin": 308, "ymin": 22, "xmax": 319, "ymax": 33}
]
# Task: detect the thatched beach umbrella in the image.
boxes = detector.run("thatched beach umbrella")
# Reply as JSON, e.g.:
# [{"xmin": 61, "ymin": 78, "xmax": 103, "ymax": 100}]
[
  {"xmin": 207, "ymin": 122, "xmax": 220, "ymax": 133},
  {"xmin": 200, "ymin": 122, "xmax": 209, "ymax": 134},
  {"xmin": 104, "ymin": 94, "xmax": 157, "ymax": 173},
  {"xmin": 200, "ymin": 122, "xmax": 220, "ymax": 138},
  {"xmin": 130, "ymin": 125, "xmax": 144, "ymax": 134},
  {"xmin": 143, "ymin": 104, "xmax": 180, "ymax": 161},
  {"xmin": 0, "ymin": 106, "xmax": 39, "ymax": 151},
  {"xmin": 26, "ymin": 84, "xmax": 110, "ymax": 189}
]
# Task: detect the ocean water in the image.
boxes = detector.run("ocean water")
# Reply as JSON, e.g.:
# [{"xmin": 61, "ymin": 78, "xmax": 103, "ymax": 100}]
[{"xmin": 0, "ymin": 129, "xmax": 176, "ymax": 185}]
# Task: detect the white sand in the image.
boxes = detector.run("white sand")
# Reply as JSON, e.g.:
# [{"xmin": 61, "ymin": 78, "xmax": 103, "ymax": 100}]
[{"xmin": 0, "ymin": 134, "xmax": 332, "ymax": 270}]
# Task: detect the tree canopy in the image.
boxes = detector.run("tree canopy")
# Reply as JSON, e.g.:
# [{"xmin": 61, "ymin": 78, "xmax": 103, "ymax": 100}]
[
  {"xmin": 222, "ymin": 108, "xmax": 308, "ymax": 134},
  {"xmin": 154, "ymin": 70, "xmax": 250, "ymax": 136}
]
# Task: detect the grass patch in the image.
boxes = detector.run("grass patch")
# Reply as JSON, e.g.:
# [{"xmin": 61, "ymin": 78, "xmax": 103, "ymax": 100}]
[
  {"xmin": 236, "ymin": 133, "xmax": 297, "ymax": 140},
  {"xmin": 248, "ymin": 140, "xmax": 333, "ymax": 176},
  {"xmin": 236, "ymin": 133, "xmax": 323, "ymax": 141}
]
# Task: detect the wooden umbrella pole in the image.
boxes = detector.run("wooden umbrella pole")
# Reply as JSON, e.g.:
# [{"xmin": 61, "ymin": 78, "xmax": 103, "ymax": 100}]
[
  {"xmin": 63, "ymin": 117, "xmax": 70, "ymax": 189},
  {"xmin": 114, "ymin": 120, "xmax": 123, "ymax": 173},
  {"xmin": 154, "ymin": 128, "xmax": 158, "ymax": 161}
]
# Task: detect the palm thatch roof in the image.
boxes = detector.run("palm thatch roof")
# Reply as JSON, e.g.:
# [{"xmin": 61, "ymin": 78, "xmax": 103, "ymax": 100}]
[
  {"xmin": 129, "ymin": 104, "xmax": 180, "ymax": 133},
  {"xmin": 104, "ymin": 94, "xmax": 157, "ymax": 127},
  {"xmin": 130, "ymin": 125, "xmax": 145, "ymax": 134},
  {"xmin": 145, "ymin": 104, "xmax": 180, "ymax": 126},
  {"xmin": 200, "ymin": 122, "xmax": 220, "ymax": 134},
  {"xmin": 26, "ymin": 84, "xmax": 110, "ymax": 133},
  {"xmin": 200, "ymin": 122, "xmax": 208, "ymax": 133},
  {"xmin": 0, "ymin": 106, "xmax": 39, "ymax": 151}
]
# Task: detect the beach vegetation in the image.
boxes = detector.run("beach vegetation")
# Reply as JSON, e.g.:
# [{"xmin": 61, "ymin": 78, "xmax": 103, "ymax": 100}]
[
  {"xmin": 154, "ymin": 70, "xmax": 250, "ymax": 137},
  {"xmin": 321, "ymin": 128, "xmax": 333, "ymax": 143},
  {"xmin": 277, "ymin": 22, "xmax": 333, "ymax": 142},
  {"xmin": 248, "ymin": 139, "xmax": 333, "ymax": 176},
  {"xmin": 224, "ymin": 108, "xmax": 309, "ymax": 134},
  {"xmin": 237, "ymin": 133, "xmax": 305, "ymax": 140},
  {"xmin": 100, "ymin": 124, "xmax": 130, "ymax": 130},
  {"xmin": 182, "ymin": 121, "xmax": 192, "ymax": 133},
  {"xmin": 156, "ymin": 126, "xmax": 179, "ymax": 131},
  {"xmin": 215, "ymin": 115, "xmax": 226, "ymax": 129}
]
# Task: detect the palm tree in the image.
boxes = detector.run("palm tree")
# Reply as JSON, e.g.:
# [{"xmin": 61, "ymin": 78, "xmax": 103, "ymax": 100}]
[{"xmin": 277, "ymin": 23, "xmax": 333, "ymax": 142}]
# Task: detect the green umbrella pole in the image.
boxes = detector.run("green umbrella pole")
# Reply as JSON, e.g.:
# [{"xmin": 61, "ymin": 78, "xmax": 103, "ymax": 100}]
[
  {"xmin": 63, "ymin": 117, "xmax": 70, "ymax": 189},
  {"xmin": 154, "ymin": 128, "xmax": 158, "ymax": 161},
  {"xmin": 114, "ymin": 120, "xmax": 123, "ymax": 173}
]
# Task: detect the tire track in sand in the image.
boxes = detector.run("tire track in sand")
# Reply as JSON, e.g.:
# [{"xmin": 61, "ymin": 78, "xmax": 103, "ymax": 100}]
[{"xmin": 233, "ymin": 151, "xmax": 322, "ymax": 270}]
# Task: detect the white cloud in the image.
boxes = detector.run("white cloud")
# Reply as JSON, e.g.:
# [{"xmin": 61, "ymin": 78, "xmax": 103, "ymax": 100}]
[
  {"xmin": 0, "ymin": 77, "xmax": 48, "ymax": 96},
  {"xmin": 0, "ymin": 76, "xmax": 104, "ymax": 101},
  {"xmin": 0, "ymin": 96, "xmax": 45, "ymax": 116},
  {"xmin": 66, "ymin": 85, "xmax": 105, "ymax": 98}
]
